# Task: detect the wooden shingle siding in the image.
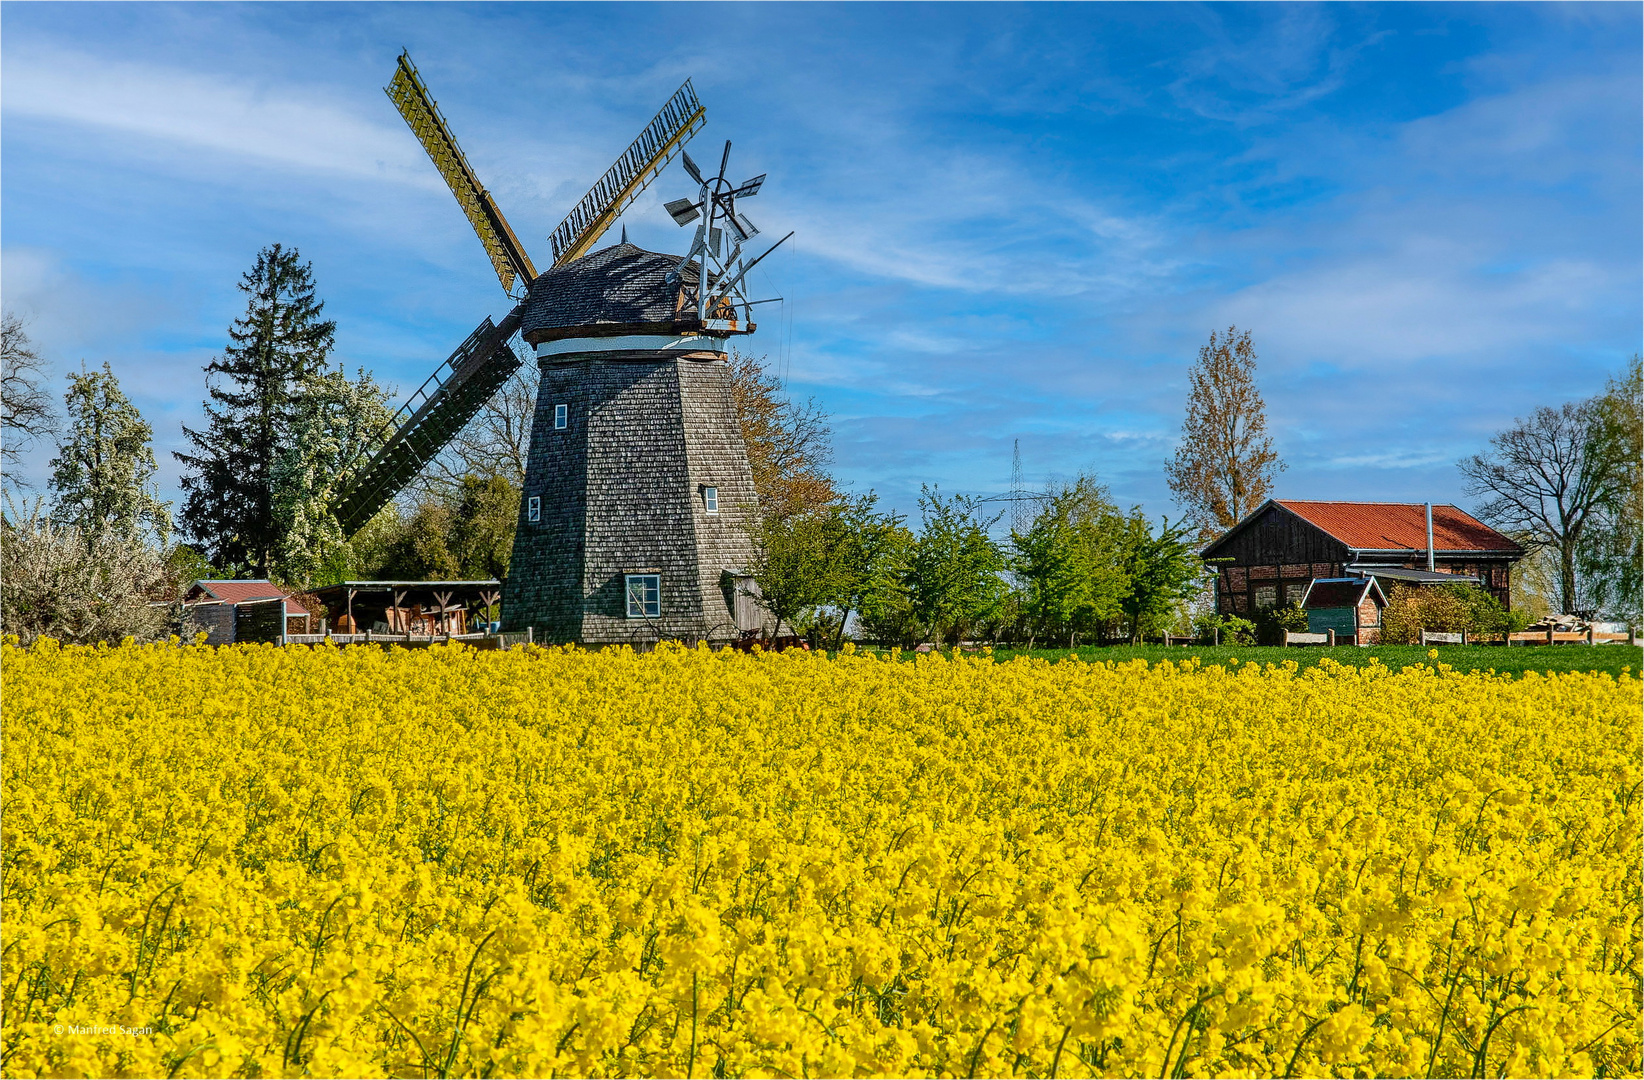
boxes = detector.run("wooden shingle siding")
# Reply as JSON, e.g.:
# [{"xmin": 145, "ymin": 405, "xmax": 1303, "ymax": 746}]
[{"xmin": 503, "ymin": 351, "xmax": 762, "ymax": 645}]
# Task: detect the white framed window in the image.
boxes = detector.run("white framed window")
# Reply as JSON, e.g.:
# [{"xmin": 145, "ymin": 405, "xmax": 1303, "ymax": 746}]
[
  {"xmin": 527, "ymin": 496, "xmax": 541, "ymax": 523},
  {"xmin": 625, "ymin": 574, "xmax": 661, "ymax": 618},
  {"xmin": 553, "ymin": 404, "xmax": 568, "ymax": 430},
  {"xmin": 702, "ymin": 485, "xmax": 718, "ymax": 514}
]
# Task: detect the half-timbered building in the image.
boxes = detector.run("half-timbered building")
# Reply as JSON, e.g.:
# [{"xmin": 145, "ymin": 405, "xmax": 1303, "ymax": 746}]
[{"xmin": 1202, "ymin": 500, "xmax": 1524, "ymax": 617}]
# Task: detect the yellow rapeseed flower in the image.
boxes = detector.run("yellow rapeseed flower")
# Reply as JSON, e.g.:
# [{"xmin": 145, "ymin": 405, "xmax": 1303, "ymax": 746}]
[{"xmin": 1, "ymin": 639, "xmax": 1637, "ymax": 1078}]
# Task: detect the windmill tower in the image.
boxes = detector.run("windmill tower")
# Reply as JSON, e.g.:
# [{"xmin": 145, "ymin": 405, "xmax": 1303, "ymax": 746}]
[{"xmin": 333, "ymin": 54, "xmax": 787, "ymax": 645}]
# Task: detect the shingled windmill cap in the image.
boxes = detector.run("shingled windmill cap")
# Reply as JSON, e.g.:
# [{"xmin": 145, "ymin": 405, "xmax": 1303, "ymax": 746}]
[{"xmin": 519, "ymin": 242, "xmax": 712, "ymax": 343}]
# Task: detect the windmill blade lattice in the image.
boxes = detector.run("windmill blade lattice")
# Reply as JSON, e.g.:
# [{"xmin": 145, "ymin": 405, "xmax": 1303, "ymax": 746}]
[
  {"xmin": 547, "ymin": 80, "xmax": 705, "ymax": 267},
  {"xmin": 332, "ymin": 61, "xmax": 710, "ymax": 537},
  {"xmin": 333, "ymin": 308, "xmax": 525, "ymax": 535},
  {"xmin": 666, "ymin": 142, "xmax": 791, "ymax": 327},
  {"xmin": 385, "ymin": 53, "xmax": 537, "ymax": 295}
]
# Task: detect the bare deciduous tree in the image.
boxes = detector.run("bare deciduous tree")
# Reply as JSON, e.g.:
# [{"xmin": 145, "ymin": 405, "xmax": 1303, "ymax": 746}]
[
  {"xmin": 2, "ymin": 313, "xmax": 55, "ymax": 476},
  {"xmin": 1459, "ymin": 394, "xmax": 1632, "ymax": 617},
  {"xmin": 1165, "ymin": 326, "xmax": 1285, "ymax": 540}
]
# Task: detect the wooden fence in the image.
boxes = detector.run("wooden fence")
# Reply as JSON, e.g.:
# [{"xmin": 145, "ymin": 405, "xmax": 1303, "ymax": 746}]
[
  {"xmin": 1423, "ymin": 628, "xmax": 1639, "ymax": 647},
  {"xmin": 283, "ymin": 628, "xmax": 535, "ymax": 649}
]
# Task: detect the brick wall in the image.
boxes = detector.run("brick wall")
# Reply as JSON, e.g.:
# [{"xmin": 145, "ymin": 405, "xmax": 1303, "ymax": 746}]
[{"xmin": 1217, "ymin": 562, "xmax": 1343, "ymax": 616}]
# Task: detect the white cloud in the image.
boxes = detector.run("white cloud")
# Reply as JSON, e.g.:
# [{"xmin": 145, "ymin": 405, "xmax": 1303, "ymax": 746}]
[
  {"xmin": 2, "ymin": 47, "xmax": 439, "ymax": 188},
  {"xmin": 1324, "ymin": 449, "xmax": 1454, "ymax": 470}
]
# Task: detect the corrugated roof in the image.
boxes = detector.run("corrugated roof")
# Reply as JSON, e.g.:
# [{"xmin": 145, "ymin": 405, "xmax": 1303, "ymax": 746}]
[
  {"xmin": 1276, "ymin": 501, "xmax": 1520, "ymax": 554},
  {"xmin": 520, "ymin": 243, "xmax": 701, "ymax": 340},
  {"xmin": 188, "ymin": 580, "xmax": 309, "ymax": 615},
  {"xmin": 1347, "ymin": 565, "xmax": 1481, "ymax": 585}
]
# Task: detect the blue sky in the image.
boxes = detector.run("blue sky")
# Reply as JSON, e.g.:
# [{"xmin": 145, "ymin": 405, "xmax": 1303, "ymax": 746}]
[{"xmin": 3, "ymin": 2, "xmax": 1639, "ymax": 525}]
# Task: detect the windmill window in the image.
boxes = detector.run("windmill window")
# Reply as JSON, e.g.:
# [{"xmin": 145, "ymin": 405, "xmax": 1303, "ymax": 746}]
[
  {"xmin": 702, "ymin": 486, "xmax": 718, "ymax": 514},
  {"xmin": 527, "ymin": 496, "xmax": 541, "ymax": 523},
  {"xmin": 1254, "ymin": 585, "xmax": 1277, "ymax": 609},
  {"xmin": 625, "ymin": 574, "xmax": 661, "ymax": 619},
  {"xmin": 553, "ymin": 404, "xmax": 568, "ymax": 430}
]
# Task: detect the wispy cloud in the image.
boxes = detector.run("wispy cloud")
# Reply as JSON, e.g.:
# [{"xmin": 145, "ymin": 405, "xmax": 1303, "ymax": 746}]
[
  {"xmin": 3, "ymin": 47, "xmax": 438, "ymax": 187},
  {"xmin": 0, "ymin": 4, "xmax": 1635, "ymax": 522}
]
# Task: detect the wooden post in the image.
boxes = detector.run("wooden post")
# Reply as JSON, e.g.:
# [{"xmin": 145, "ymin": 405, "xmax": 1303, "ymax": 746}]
[
  {"xmin": 1460, "ymin": 628, "xmax": 1467, "ymax": 646},
  {"xmin": 1547, "ymin": 626, "xmax": 1555, "ymax": 646},
  {"xmin": 1327, "ymin": 629, "xmax": 1335, "ymax": 647},
  {"xmin": 526, "ymin": 626, "xmax": 534, "ymax": 645},
  {"xmin": 1585, "ymin": 626, "xmax": 1594, "ymax": 645}
]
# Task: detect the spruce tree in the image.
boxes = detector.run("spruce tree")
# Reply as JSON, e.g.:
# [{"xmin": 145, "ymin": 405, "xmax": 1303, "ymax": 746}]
[
  {"xmin": 175, "ymin": 244, "xmax": 335, "ymax": 576},
  {"xmin": 48, "ymin": 362, "xmax": 171, "ymax": 544}
]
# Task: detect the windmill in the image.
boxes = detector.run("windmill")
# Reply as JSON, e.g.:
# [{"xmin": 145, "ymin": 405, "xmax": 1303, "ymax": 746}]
[
  {"xmin": 345, "ymin": 53, "xmax": 789, "ymax": 644},
  {"xmin": 331, "ymin": 53, "xmax": 713, "ymax": 534}
]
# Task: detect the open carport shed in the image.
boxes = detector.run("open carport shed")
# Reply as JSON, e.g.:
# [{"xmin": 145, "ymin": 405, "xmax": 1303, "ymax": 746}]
[{"xmin": 310, "ymin": 581, "xmax": 503, "ymax": 636}]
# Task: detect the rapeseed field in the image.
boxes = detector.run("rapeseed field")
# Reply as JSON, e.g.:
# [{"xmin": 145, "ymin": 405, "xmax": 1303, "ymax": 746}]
[{"xmin": 3, "ymin": 638, "xmax": 1638, "ymax": 1078}]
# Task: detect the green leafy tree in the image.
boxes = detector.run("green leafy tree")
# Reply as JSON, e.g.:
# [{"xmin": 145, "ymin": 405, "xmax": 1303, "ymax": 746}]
[
  {"xmin": 446, "ymin": 474, "xmax": 520, "ymax": 581},
  {"xmin": 852, "ymin": 520, "xmax": 918, "ymax": 648},
  {"xmin": 750, "ymin": 492, "xmax": 906, "ymax": 647},
  {"xmin": 1114, "ymin": 512, "xmax": 1204, "ymax": 643},
  {"xmin": 271, "ymin": 367, "xmax": 393, "ymax": 589},
  {"xmin": 48, "ymin": 363, "xmax": 171, "ymax": 544},
  {"xmin": 346, "ymin": 504, "xmax": 407, "ymax": 580},
  {"xmin": 749, "ymin": 506, "xmax": 843, "ymax": 641},
  {"xmin": 905, "ymin": 487, "xmax": 1005, "ymax": 644},
  {"xmin": 1011, "ymin": 476, "xmax": 1128, "ymax": 647},
  {"xmin": 372, "ymin": 475, "xmax": 519, "ymax": 583},
  {"xmin": 825, "ymin": 493, "xmax": 906, "ymax": 649},
  {"xmin": 176, "ymin": 244, "xmax": 335, "ymax": 576},
  {"xmin": 1575, "ymin": 357, "xmax": 1642, "ymax": 623},
  {"xmin": 379, "ymin": 498, "xmax": 460, "ymax": 581}
]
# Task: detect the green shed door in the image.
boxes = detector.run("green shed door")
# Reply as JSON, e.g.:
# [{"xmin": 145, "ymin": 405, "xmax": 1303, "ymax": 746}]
[{"xmin": 1308, "ymin": 608, "xmax": 1356, "ymax": 636}]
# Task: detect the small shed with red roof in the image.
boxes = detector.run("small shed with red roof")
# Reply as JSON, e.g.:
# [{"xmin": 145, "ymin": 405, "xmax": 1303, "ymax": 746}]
[
  {"xmin": 182, "ymin": 580, "xmax": 311, "ymax": 644},
  {"xmin": 1202, "ymin": 500, "xmax": 1523, "ymax": 618}
]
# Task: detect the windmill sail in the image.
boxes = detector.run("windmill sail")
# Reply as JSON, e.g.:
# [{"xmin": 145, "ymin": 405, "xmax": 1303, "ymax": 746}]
[
  {"xmin": 386, "ymin": 53, "xmax": 537, "ymax": 294},
  {"xmin": 547, "ymin": 80, "xmax": 706, "ymax": 266},
  {"xmin": 334, "ymin": 69, "xmax": 707, "ymax": 536},
  {"xmin": 333, "ymin": 306, "xmax": 525, "ymax": 535}
]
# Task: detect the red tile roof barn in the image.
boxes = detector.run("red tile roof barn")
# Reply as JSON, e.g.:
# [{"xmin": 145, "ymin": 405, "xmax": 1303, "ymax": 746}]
[
  {"xmin": 187, "ymin": 580, "xmax": 310, "ymax": 616},
  {"xmin": 1274, "ymin": 501, "xmax": 1519, "ymax": 553}
]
